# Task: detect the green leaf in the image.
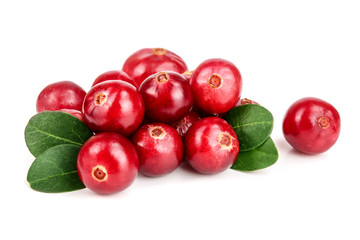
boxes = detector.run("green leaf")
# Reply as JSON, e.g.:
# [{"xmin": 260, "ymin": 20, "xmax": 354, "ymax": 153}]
[
  {"xmin": 27, "ymin": 144, "xmax": 85, "ymax": 193},
  {"xmin": 224, "ymin": 104, "xmax": 273, "ymax": 151},
  {"xmin": 25, "ymin": 111, "xmax": 93, "ymax": 157},
  {"xmin": 231, "ymin": 137, "xmax": 278, "ymax": 171}
]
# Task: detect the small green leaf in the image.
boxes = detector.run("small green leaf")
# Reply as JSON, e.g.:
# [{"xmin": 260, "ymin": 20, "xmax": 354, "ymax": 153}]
[
  {"xmin": 231, "ymin": 137, "xmax": 278, "ymax": 171},
  {"xmin": 25, "ymin": 111, "xmax": 93, "ymax": 157},
  {"xmin": 224, "ymin": 104, "xmax": 273, "ymax": 151},
  {"xmin": 27, "ymin": 144, "xmax": 85, "ymax": 193}
]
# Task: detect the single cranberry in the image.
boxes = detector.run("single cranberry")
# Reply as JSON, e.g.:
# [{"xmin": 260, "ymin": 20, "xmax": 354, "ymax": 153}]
[
  {"xmin": 182, "ymin": 70, "xmax": 194, "ymax": 82},
  {"xmin": 283, "ymin": 97, "xmax": 341, "ymax": 154},
  {"xmin": 235, "ymin": 98, "xmax": 259, "ymax": 107},
  {"xmin": 171, "ymin": 110, "xmax": 201, "ymax": 138},
  {"xmin": 36, "ymin": 81, "xmax": 86, "ymax": 112},
  {"xmin": 91, "ymin": 70, "xmax": 138, "ymax": 88},
  {"xmin": 122, "ymin": 48, "xmax": 188, "ymax": 86},
  {"xmin": 190, "ymin": 58, "xmax": 242, "ymax": 115},
  {"xmin": 77, "ymin": 132, "xmax": 139, "ymax": 194},
  {"xmin": 83, "ymin": 80, "xmax": 145, "ymax": 136},
  {"xmin": 131, "ymin": 123, "xmax": 183, "ymax": 177},
  {"xmin": 184, "ymin": 117, "xmax": 240, "ymax": 174},
  {"xmin": 139, "ymin": 71, "xmax": 193, "ymax": 123},
  {"xmin": 59, "ymin": 109, "xmax": 85, "ymax": 122}
]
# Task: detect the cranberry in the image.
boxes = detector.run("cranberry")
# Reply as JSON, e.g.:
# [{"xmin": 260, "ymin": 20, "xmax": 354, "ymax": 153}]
[
  {"xmin": 171, "ymin": 110, "xmax": 201, "ymax": 138},
  {"xmin": 182, "ymin": 70, "xmax": 194, "ymax": 82},
  {"xmin": 131, "ymin": 123, "xmax": 183, "ymax": 177},
  {"xmin": 36, "ymin": 81, "xmax": 86, "ymax": 112},
  {"xmin": 184, "ymin": 117, "xmax": 240, "ymax": 174},
  {"xmin": 190, "ymin": 58, "xmax": 242, "ymax": 115},
  {"xmin": 122, "ymin": 48, "xmax": 188, "ymax": 86},
  {"xmin": 59, "ymin": 109, "xmax": 84, "ymax": 122},
  {"xmin": 83, "ymin": 80, "xmax": 145, "ymax": 136},
  {"xmin": 283, "ymin": 97, "xmax": 341, "ymax": 154},
  {"xmin": 91, "ymin": 70, "xmax": 138, "ymax": 88},
  {"xmin": 77, "ymin": 132, "xmax": 139, "ymax": 194},
  {"xmin": 235, "ymin": 98, "xmax": 259, "ymax": 107},
  {"xmin": 139, "ymin": 71, "xmax": 193, "ymax": 123}
]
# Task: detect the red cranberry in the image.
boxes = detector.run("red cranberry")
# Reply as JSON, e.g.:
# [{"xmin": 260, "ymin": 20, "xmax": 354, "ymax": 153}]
[
  {"xmin": 171, "ymin": 111, "xmax": 201, "ymax": 138},
  {"xmin": 83, "ymin": 80, "xmax": 145, "ymax": 136},
  {"xmin": 139, "ymin": 71, "xmax": 193, "ymax": 123},
  {"xmin": 182, "ymin": 70, "xmax": 194, "ymax": 82},
  {"xmin": 77, "ymin": 132, "xmax": 139, "ymax": 194},
  {"xmin": 122, "ymin": 48, "xmax": 188, "ymax": 86},
  {"xmin": 131, "ymin": 123, "xmax": 183, "ymax": 177},
  {"xmin": 59, "ymin": 109, "xmax": 84, "ymax": 122},
  {"xmin": 91, "ymin": 70, "xmax": 138, "ymax": 88},
  {"xmin": 190, "ymin": 58, "xmax": 242, "ymax": 115},
  {"xmin": 36, "ymin": 81, "xmax": 86, "ymax": 112},
  {"xmin": 235, "ymin": 98, "xmax": 259, "ymax": 107},
  {"xmin": 184, "ymin": 117, "xmax": 240, "ymax": 174},
  {"xmin": 283, "ymin": 97, "xmax": 341, "ymax": 154}
]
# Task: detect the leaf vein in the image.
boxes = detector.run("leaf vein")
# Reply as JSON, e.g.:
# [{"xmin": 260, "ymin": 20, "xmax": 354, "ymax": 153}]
[
  {"xmin": 232, "ymin": 121, "xmax": 273, "ymax": 129},
  {"xmin": 29, "ymin": 170, "xmax": 79, "ymax": 185},
  {"xmin": 28, "ymin": 125, "xmax": 82, "ymax": 146}
]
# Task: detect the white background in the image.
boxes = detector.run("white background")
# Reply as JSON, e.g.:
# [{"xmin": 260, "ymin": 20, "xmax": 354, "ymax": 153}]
[{"xmin": 1, "ymin": 0, "xmax": 359, "ymax": 239}]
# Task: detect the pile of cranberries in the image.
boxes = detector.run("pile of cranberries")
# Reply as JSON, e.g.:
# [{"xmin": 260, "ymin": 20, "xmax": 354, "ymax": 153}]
[{"xmin": 35, "ymin": 47, "xmax": 340, "ymax": 195}]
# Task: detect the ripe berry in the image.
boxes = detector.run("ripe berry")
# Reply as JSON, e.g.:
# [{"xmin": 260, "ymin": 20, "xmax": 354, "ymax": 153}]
[
  {"xmin": 171, "ymin": 111, "xmax": 201, "ymax": 138},
  {"xmin": 184, "ymin": 117, "xmax": 240, "ymax": 174},
  {"xmin": 139, "ymin": 71, "xmax": 193, "ymax": 123},
  {"xmin": 283, "ymin": 97, "xmax": 341, "ymax": 154},
  {"xmin": 77, "ymin": 132, "xmax": 139, "ymax": 195},
  {"xmin": 83, "ymin": 80, "xmax": 145, "ymax": 136},
  {"xmin": 36, "ymin": 81, "xmax": 86, "ymax": 112},
  {"xmin": 131, "ymin": 123, "xmax": 183, "ymax": 177},
  {"xmin": 190, "ymin": 58, "xmax": 242, "ymax": 115},
  {"xmin": 59, "ymin": 109, "xmax": 84, "ymax": 122},
  {"xmin": 91, "ymin": 70, "xmax": 138, "ymax": 88},
  {"xmin": 122, "ymin": 48, "xmax": 188, "ymax": 86}
]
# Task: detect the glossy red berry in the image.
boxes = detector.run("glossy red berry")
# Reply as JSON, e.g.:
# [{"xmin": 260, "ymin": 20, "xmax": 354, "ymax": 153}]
[
  {"xmin": 283, "ymin": 97, "xmax": 341, "ymax": 154},
  {"xmin": 122, "ymin": 48, "xmax": 188, "ymax": 86},
  {"xmin": 77, "ymin": 132, "xmax": 139, "ymax": 195},
  {"xmin": 184, "ymin": 117, "xmax": 240, "ymax": 174},
  {"xmin": 36, "ymin": 81, "xmax": 86, "ymax": 112},
  {"xmin": 91, "ymin": 70, "xmax": 138, "ymax": 88},
  {"xmin": 171, "ymin": 111, "xmax": 201, "ymax": 138},
  {"xmin": 190, "ymin": 58, "xmax": 242, "ymax": 115},
  {"xmin": 83, "ymin": 80, "xmax": 145, "ymax": 136},
  {"xmin": 131, "ymin": 123, "xmax": 183, "ymax": 177},
  {"xmin": 139, "ymin": 71, "xmax": 193, "ymax": 123},
  {"xmin": 59, "ymin": 109, "xmax": 84, "ymax": 122}
]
